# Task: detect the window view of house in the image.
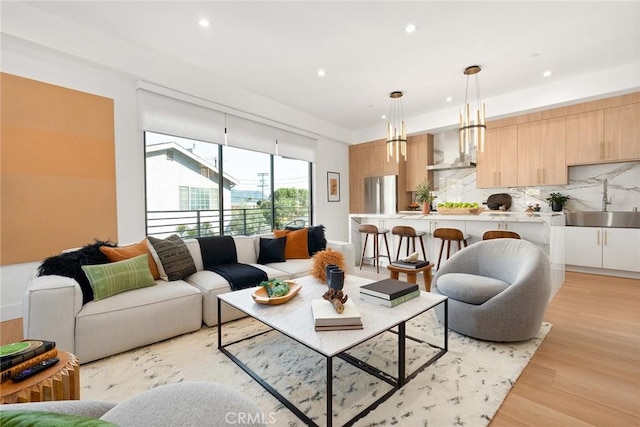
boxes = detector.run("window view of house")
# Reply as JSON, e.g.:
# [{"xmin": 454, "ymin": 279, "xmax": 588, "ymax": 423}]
[{"xmin": 145, "ymin": 132, "xmax": 311, "ymax": 237}]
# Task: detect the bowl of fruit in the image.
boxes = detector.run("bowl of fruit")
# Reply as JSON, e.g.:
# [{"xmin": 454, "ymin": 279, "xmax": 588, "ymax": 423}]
[{"xmin": 436, "ymin": 201, "xmax": 482, "ymax": 215}]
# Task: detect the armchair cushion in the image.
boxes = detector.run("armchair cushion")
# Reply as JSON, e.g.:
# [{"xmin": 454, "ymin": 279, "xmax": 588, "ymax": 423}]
[{"xmin": 437, "ymin": 273, "xmax": 510, "ymax": 305}]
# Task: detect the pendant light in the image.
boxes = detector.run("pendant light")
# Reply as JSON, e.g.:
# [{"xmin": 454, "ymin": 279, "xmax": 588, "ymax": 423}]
[
  {"xmin": 459, "ymin": 65, "xmax": 486, "ymax": 156},
  {"xmin": 386, "ymin": 91, "xmax": 407, "ymax": 163}
]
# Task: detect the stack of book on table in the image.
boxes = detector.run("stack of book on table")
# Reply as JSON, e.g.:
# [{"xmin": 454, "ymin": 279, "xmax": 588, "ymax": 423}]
[
  {"xmin": 359, "ymin": 279, "xmax": 420, "ymax": 307},
  {"xmin": 390, "ymin": 260, "xmax": 430, "ymax": 269},
  {"xmin": 311, "ymin": 299, "xmax": 363, "ymax": 331},
  {"xmin": 1, "ymin": 339, "xmax": 57, "ymax": 383}
]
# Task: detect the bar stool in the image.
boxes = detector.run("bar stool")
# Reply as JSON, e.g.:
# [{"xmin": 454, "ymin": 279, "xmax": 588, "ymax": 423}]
[
  {"xmin": 482, "ymin": 230, "xmax": 521, "ymax": 240},
  {"xmin": 433, "ymin": 227, "xmax": 471, "ymax": 270},
  {"xmin": 391, "ymin": 225, "xmax": 428, "ymax": 261},
  {"xmin": 358, "ymin": 224, "xmax": 391, "ymax": 274}
]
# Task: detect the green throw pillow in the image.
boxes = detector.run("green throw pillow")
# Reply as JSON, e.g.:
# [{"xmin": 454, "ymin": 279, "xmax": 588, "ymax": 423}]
[
  {"xmin": 81, "ymin": 254, "xmax": 156, "ymax": 301},
  {"xmin": 0, "ymin": 410, "xmax": 116, "ymax": 426}
]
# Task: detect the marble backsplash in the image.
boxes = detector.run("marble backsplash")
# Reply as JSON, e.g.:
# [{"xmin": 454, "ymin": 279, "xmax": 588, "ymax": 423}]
[
  {"xmin": 429, "ymin": 161, "xmax": 640, "ymax": 213},
  {"xmin": 429, "ymin": 131, "xmax": 640, "ymax": 213}
]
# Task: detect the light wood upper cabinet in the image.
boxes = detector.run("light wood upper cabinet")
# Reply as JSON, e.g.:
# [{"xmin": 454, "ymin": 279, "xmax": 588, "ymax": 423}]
[
  {"xmin": 566, "ymin": 103, "xmax": 640, "ymax": 164},
  {"xmin": 404, "ymin": 134, "xmax": 433, "ymax": 191},
  {"xmin": 517, "ymin": 117, "xmax": 567, "ymax": 186},
  {"xmin": 477, "ymin": 125, "xmax": 518, "ymax": 188},
  {"xmin": 604, "ymin": 103, "xmax": 640, "ymax": 161}
]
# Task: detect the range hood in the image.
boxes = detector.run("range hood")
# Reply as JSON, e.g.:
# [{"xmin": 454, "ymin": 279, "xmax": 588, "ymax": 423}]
[{"xmin": 426, "ymin": 161, "xmax": 476, "ymax": 171}]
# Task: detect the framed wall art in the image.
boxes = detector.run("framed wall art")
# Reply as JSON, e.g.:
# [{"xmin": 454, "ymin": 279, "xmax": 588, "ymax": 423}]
[{"xmin": 327, "ymin": 172, "xmax": 340, "ymax": 202}]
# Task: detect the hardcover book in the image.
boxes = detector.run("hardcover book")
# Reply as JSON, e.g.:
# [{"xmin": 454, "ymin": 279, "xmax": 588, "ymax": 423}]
[
  {"xmin": 311, "ymin": 299, "xmax": 362, "ymax": 327},
  {"xmin": 390, "ymin": 260, "xmax": 431, "ymax": 269},
  {"xmin": 0, "ymin": 340, "xmax": 56, "ymax": 372},
  {"xmin": 359, "ymin": 279, "xmax": 419, "ymax": 300},
  {"xmin": 359, "ymin": 290, "xmax": 421, "ymax": 307},
  {"xmin": 1, "ymin": 349, "xmax": 59, "ymax": 383}
]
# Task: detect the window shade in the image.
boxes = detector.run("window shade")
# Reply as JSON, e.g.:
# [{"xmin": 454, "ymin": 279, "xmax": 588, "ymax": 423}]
[{"xmin": 138, "ymin": 81, "xmax": 317, "ymax": 162}]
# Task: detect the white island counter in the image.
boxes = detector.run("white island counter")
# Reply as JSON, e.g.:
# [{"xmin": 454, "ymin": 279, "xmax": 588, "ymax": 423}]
[{"xmin": 349, "ymin": 211, "xmax": 565, "ymax": 288}]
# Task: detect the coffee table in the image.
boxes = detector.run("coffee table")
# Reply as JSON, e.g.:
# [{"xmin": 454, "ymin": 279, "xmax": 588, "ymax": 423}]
[{"xmin": 217, "ymin": 275, "xmax": 447, "ymax": 427}]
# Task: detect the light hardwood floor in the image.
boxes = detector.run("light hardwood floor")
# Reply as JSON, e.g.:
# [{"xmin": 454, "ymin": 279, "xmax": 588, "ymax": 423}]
[{"xmin": 2, "ymin": 270, "xmax": 638, "ymax": 425}]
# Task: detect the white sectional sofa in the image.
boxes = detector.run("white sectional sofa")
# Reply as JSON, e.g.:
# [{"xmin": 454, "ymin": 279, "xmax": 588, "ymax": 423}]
[{"xmin": 23, "ymin": 233, "xmax": 354, "ymax": 364}]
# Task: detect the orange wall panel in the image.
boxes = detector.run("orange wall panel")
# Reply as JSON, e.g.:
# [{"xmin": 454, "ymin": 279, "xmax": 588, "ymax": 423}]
[{"xmin": 1, "ymin": 73, "xmax": 117, "ymax": 265}]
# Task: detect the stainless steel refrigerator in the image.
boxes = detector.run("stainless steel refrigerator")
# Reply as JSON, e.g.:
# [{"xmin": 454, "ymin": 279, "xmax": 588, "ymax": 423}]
[{"xmin": 364, "ymin": 175, "xmax": 397, "ymax": 214}]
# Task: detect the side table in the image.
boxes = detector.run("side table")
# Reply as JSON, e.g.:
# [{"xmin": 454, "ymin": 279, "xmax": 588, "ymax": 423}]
[
  {"xmin": 387, "ymin": 263, "xmax": 434, "ymax": 291},
  {"xmin": 1, "ymin": 350, "xmax": 80, "ymax": 404}
]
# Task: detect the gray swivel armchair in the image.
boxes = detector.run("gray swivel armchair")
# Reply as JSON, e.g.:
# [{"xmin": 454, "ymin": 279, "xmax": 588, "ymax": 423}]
[{"xmin": 431, "ymin": 239, "xmax": 551, "ymax": 342}]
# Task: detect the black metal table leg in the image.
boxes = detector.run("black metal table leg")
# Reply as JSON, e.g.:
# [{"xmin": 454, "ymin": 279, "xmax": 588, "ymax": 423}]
[
  {"xmin": 398, "ymin": 322, "xmax": 406, "ymax": 387},
  {"xmin": 326, "ymin": 356, "xmax": 333, "ymax": 427}
]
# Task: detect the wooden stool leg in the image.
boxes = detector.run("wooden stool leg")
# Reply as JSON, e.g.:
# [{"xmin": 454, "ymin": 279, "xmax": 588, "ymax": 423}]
[
  {"xmin": 437, "ymin": 240, "xmax": 445, "ymax": 270},
  {"xmin": 419, "ymin": 236, "xmax": 427, "ymax": 261},
  {"xmin": 396, "ymin": 236, "xmax": 403, "ymax": 261},
  {"xmin": 359, "ymin": 234, "xmax": 369, "ymax": 270},
  {"xmin": 390, "ymin": 270, "xmax": 399, "ymax": 281},
  {"xmin": 406, "ymin": 272, "xmax": 417, "ymax": 284},
  {"xmin": 423, "ymin": 267, "xmax": 433, "ymax": 292},
  {"xmin": 374, "ymin": 234, "xmax": 379, "ymax": 273},
  {"xmin": 446, "ymin": 241, "xmax": 452, "ymax": 260}
]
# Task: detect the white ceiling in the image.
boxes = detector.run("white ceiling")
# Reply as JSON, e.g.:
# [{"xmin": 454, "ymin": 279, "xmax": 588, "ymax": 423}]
[{"xmin": 8, "ymin": 1, "xmax": 640, "ymax": 135}]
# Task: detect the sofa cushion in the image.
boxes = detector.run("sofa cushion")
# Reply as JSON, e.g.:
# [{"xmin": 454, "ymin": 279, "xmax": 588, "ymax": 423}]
[
  {"xmin": 100, "ymin": 239, "xmax": 160, "ymax": 279},
  {"xmin": 436, "ymin": 273, "xmax": 510, "ymax": 305},
  {"xmin": 257, "ymin": 237, "xmax": 287, "ymax": 264},
  {"xmin": 147, "ymin": 235, "xmax": 197, "ymax": 281},
  {"xmin": 286, "ymin": 224, "xmax": 327, "ymax": 255},
  {"xmin": 274, "ymin": 228, "xmax": 310, "ymax": 259},
  {"xmin": 0, "ymin": 410, "xmax": 115, "ymax": 426},
  {"xmin": 37, "ymin": 240, "xmax": 117, "ymax": 304},
  {"xmin": 81, "ymin": 255, "xmax": 156, "ymax": 301}
]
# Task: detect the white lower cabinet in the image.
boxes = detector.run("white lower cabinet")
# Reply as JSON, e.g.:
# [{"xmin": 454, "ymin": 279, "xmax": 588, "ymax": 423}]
[{"xmin": 565, "ymin": 227, "xmax": 640, "ymax": 272}]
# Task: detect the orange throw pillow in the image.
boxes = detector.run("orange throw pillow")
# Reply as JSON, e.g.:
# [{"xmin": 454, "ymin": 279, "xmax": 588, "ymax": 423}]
[
  {"xmin": 100, "ymin": 238, "xmax": 160, "ymax": 279},
  {"xmin": 273, "ymin": 228, "xmax": 310, "ymax": 259}
]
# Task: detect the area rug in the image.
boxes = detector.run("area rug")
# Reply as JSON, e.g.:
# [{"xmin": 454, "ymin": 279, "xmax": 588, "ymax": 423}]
[{"xmin": 81, "ymin": 312, "xmax": 551, "ymax": 426}]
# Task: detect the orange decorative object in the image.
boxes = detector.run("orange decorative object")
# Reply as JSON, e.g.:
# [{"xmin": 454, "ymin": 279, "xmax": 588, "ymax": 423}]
[{"xmin": 311, "ymin": 249, "xmax": 346, "ymax": 282}]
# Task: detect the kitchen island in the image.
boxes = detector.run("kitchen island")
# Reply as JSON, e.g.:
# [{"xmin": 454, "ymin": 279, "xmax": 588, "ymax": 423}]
[{"xmin": 349, "ymin": 211, "xmax": 565, "ymax": 289}]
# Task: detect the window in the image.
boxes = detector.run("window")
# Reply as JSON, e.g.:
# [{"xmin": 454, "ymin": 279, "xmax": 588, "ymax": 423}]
[{"xmin": 145, "ymin": 131, "xmax": 312, "ymax": 238}]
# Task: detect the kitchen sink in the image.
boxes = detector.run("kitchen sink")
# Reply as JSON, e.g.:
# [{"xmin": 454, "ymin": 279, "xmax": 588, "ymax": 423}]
[{"xmin": 565, "ymin": 211, "xmax": 640, "ymax": 228}]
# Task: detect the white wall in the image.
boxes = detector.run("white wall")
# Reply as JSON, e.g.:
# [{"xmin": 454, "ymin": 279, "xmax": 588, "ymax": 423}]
[{"xmin": 0, "ymin": 36, "xmax": 351, "ymax": 321}]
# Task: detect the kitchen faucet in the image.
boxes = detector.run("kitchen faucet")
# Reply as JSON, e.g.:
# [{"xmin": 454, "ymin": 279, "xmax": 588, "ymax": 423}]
[{"xmin": 602, "ymin": 179, "xmax": 612, "ymax": 211}]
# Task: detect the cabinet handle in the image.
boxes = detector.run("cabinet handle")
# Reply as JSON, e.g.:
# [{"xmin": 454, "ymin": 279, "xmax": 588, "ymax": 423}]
[
  {"xmin": 537, "ymin": 168, "xmax": 541, "ymax": 183},
  {"xmin": 542, "ymin": 169, "xmax": 545, "ymax": 183},
  {"xmin": 604, "ymin": 229, "xmax": 607, "ymax": 246},
  {"xmin": 493, "ymin": 171, "xmax": 497, "ymax": 186},
  {"xmin": 601, "ymin": 142, "xmax": 605, "ymax": 159},
  {"xmin": 498, "ymin": 171, "xmax": 501, "ymax": 185},
  {"xmin": 597, "ymin": 229, "xmax": 600, "ymax": 245}
]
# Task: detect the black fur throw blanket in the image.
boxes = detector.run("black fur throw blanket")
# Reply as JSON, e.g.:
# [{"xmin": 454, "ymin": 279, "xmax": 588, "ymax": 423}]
[{"xmin": 38, "ymin": 240, "xmax": 118, "ymax": 304}]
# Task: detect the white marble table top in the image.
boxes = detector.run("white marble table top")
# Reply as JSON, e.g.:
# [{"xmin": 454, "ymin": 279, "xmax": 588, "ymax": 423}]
[{"xmin": 218, "ymin": 275, "xmax": 447, "ymax": 357}]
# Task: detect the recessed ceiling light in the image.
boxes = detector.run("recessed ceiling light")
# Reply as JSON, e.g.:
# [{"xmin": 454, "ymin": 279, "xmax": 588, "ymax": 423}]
[
  {"xmin": 317, "ymin": 69, "xmax": 326, "ymax": 77},
  {"xmin": 198, "ymin": 18, "xmax": 210, "ymax": 28},
  {"xmin": 543, "ymin": 70, "xmax": 552, "ymax": 77},
  {"xmin": 381, "ymin": 115, "xmax": 387, "ymax": 120},
  {"xmin": 404, "ymin": 24, "xmax": 417, "ymax": 33},
  {"xmin": 446, "ymin": 97, "xmax": 453, "ymax": 102}
]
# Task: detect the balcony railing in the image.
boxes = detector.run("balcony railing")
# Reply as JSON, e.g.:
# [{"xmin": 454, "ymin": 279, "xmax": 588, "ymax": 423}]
[{"xmin": 146, "ymin": 206, "xmax": 310, "ymax": 238}]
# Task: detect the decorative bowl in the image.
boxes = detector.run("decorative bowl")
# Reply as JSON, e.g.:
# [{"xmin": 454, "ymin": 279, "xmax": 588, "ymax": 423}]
[
  {"xmin": 252, "ymin": 281, "xmax": 301, "ymax": 305},
  {"xmin": 437, "ymin": 207, "xmax": 483, "ymax": 215}
]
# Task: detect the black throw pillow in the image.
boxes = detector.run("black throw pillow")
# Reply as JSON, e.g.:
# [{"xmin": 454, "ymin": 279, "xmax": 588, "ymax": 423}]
[
  {"xmin": 257, "ymin": 237, "xmax": 287, "ymax": 264},
  {"xmin": 38, "ymin": 240, "xmax": 117, "ymax": 304},
  {"xmin": 286, "ymin": 224, "xmax": 327, "ymax": 255}
]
